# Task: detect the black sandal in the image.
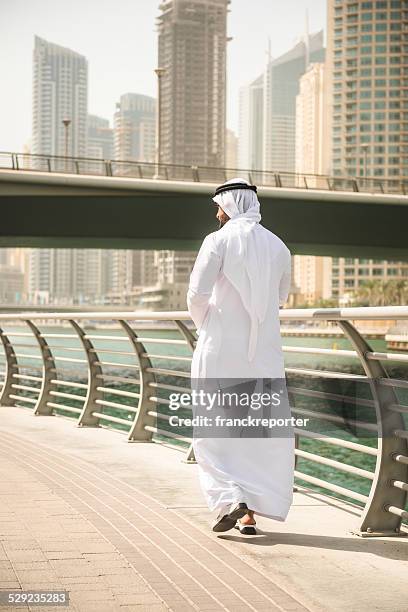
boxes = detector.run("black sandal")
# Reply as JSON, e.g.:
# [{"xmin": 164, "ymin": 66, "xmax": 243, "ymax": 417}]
[
  {"xmin": 234, "ymin": 520, "xmax": 257, "ymax": 535},
  {"xmin": 212, "ymin": 503, "xmax": 249, "ymax": 532}
]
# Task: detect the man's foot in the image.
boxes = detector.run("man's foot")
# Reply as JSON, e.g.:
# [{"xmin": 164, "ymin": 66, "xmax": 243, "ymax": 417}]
[
  {"xmin": 235, "ymin": 522, "xmax": 257, "ymax": 535},
  {"xmin": 234, "ymin": 511, "xmax": 257, "ymax": 535},
  {"xmin": 212, "ymin": 502, "xmax": 248, "ymax": 532},
  {"xmin": 240, "ymin": 512, "xmax": 256, "ymax": 526}
]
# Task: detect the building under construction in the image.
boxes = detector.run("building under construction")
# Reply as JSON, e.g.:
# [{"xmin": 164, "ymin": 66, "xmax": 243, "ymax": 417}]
[{"xmin": 157, "ymin": 0, "xmax": 230, "ymax": 169}]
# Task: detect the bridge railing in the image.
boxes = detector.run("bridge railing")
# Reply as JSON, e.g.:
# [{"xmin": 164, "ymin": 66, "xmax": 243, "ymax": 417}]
[
  {"xmin": 0, "ymin": 306, "xmax": 407, "ymax": 537},
  {"xmin": 1, "ymin": 150, "xmax": 408, "ymax": 196}
]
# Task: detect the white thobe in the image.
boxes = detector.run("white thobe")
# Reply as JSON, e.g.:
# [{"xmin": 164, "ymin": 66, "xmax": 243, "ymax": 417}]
[{"xmin": 187, "ymin": 223, "xmax": 295, "ymax": 521}]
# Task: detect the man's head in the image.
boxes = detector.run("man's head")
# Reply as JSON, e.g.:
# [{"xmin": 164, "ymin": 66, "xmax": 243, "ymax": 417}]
[
  {"xmin": 215, "ymin": 205, "xmax": 230, "ymax": 228},
  {"xmin": 212, "ymin": 178, "xmax": 259, "ymax": 228}
]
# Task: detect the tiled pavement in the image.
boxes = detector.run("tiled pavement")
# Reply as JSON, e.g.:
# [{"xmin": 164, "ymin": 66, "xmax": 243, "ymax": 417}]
[
  {"xmin": 0, "ymin": 427, "xmax": 310, "ymax": 612},
  {"xmin": 0, "ymin": 407, "xmax": 407, "ymax": 612}
]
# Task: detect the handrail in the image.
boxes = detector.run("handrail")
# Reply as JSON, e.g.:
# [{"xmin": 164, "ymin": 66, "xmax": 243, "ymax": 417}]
[
  {"xmin": 1, "ymin": 150, "xmax": 407, "ymax": 196},
  {"xmin": 0, "ymin": 305, "xmax": 407, "ymax": 321},
  {"xmin": 0, "ymin": 305, "xmax": 407, "ymax": 537}
]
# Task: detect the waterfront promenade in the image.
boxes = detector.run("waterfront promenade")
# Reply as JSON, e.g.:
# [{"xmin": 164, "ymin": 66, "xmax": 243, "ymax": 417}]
[
  {"xmin": 0, "ymin": 306, "xmax": 407, "ymax": 611},
  {"xmin": 1, "ymin": 406, "xmax": 407, "ymax": 612}
]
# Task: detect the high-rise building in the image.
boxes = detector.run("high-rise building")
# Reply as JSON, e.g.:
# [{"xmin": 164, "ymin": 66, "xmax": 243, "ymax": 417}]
[
  {"xmin": 263, "ymin": 31, "xmax": 325, "ymax": 173},
  {"xmin": 50, "ymin": 249, "xmax": 73, "ymax": 300},
  {"xmin": 28, "ymin": 249, "xmax": 109, "ymax": 304},
  {"xmin": 140, "ymin": 251, "xmax": 159, "ymax": 287},
  {"xmin": 32, "ymin": 36, "xmax": 88, "ymax": 159},
  {"xmin": 110, "ymin": 251, "xmax": 134, "ymax": 296},
  {"xmin": 238, "ymin": 74, "xmax": 264, "ymax": 171},
  {"xmin": 87, "ymin": 115, "xmax": 114, "ymax": 160},
  {"xmin": 155, "ymin": 251, "xmax": 196, "ymax": 285},
  {"xmin": 7, "ymin": 249, "xmax": 30, "ymax": 300},
  {"xmin": 325, "ymin": 1, "xmax": 408, "ymax": 305},
  {"xmin": 225, "ymin": 129, "xmax": 238, "ymax": 169},
  {"xmin": 157, "ymin": 0, "xmax": 229, "ymax": 167},
  {"xmin": 326, "ymin": 0, "xmax": 408, "ymax": 182},
  {"xmin": 0, "ymin": 265, "xmax": 24, "ymax": 304},
  {"xmin": 72, "ymin": 250, "xmax": 110, "ymax": 303},
  {"xmin": 296, "ymin": 62, "xmax": 328, "ymax": 177},
  {"xmin": 28, "ymin": 249, "xmax": 52, "ymax": 304},
  {"xmin": 331, "ymin": 257, "xmax": 408, "ymax": 304},
  {"xmin": 293, "ymin": 256, "xmax": 332, "ymax": 305},
  {"xmin": 109, "ymin": 250, "xmax": 159, "ymax": 297},
  {"xmin": 294, "ymin": 61, "xmax": 332, "ymax": 305},
  {"xmin": 113, "ymin": 94, "xmax": 156, "ymax": 162},
  {"xmin": 138, "ymin": 250, "xmax": 197, "ymax": 311}
]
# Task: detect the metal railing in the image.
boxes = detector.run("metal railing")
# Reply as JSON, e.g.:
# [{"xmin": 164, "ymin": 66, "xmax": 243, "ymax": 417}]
[
  {"xmin": 0, "ymin": 305, "xmax": 407, "ymax": 537},
  {"xmin": 1, "ymin": 151, "xmax": 408, "ymax": 195}
]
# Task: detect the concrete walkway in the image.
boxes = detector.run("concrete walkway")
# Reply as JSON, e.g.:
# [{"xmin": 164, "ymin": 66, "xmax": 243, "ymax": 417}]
[{"xmin": 0, "ymin": 407, "xmax": 407, "ymax": 612}]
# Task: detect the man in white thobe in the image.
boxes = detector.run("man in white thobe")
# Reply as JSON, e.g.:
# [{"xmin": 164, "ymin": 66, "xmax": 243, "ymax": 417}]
[{"xmin": 187, "ymin": 178, "xmax": 295, "ymax": 534}]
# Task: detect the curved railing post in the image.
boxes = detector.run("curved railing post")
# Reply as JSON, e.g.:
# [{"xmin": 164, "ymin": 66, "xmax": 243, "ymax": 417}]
[
  {"xmin": 118, "ymin": 320, "xmax": 157, "ymax": 442},
  {"xmin": 174, "ymin": 320, "xmax": 196, "ymax": 352},
  {"xmin": 0, "ymin": 327, "xmax": 19, "ymax": 406},
  {"xmin": 174, "ymin": 320, "xmax": 197, "ymax": 463},
  {"xmin": 25, "ymin": 320, "xmax": 57, "ymax": 416},
  {"xmin": 337, "ymin": 319, "xmax": 408, "ymax": 536},
  {"xmin": 70, "ymin": 320, "xmax": 103, "ymax": 427}
]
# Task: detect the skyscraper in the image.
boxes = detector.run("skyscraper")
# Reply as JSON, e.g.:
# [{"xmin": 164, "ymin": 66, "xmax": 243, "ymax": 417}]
[
  {"xmin": 87, "ymin": 115, "xmax": 114, "ymax": 160},
  {"xmin": 28, "ymin": 249, "xmax": 110, "ymax": 304},
  {"xmin": 7, "ymin": 249, "xmax": 30, "ymax": 299},
  {"xmin": 108, "ymin": 250, "xmax": 159, "ymax": 297},
  {"xmin": 30, "ymin": 38, "xmax": 162, "ymax": 307},
  {"xmin": 0, "ymin": 265, "xmax": 24, "ymax": 304},
  {"xmin": 326, "ymin": 0, "xmax": 408, "ymax": 182},
  {"xmin": 294, "ymin": 61, "xmax": 332, "ymax": 305},
  {"xmin": 225, "ymin": 129, "xmax": 238, "ymax": 168},
  {"xmin": 138, "ymin": 250, "xmax": 197, "ymax": 311},
  {"xmin": 238, "ymin": 74, "xmax": 264, "ymax": 170},
  {"xmin": 32, "ymin": 36, "xmax": 88, "ymax": 159},
  {"xmin": 110, "ymin": 251, "xmax": 135, "ymax": 296},
  {"xmin": 28, "ymin": 249, "xmax": 52, "ymax": 304},
  {"xmin": 293, "ymin": 256, "xmax": 332, "ymax": 305},
  {"xmin": 325, "ymin": 1, "xmax": 408, "ymax": 304},
  {"xmin": 157, "ymin": 0, "xmax": 229, "ymax": 167},
  {"xmin": 155, "ymin": 251, "xmax": 197, "ymax": 285},
  {"xmin": 263, "ymin": 31, "xmax": 325, "ymax": 173},
  {"xmin": 113, "ymin": 93, "xmax": 156, "ymax": 162},
  {"xmin": 295, "ymin": 63, "xmax": 328, "ymax": 176}
]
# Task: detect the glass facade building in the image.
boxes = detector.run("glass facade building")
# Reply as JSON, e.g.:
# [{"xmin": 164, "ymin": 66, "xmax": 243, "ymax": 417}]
[
  {"xmin": 263, "ymin": 31, "xmax": 325, "ymax": 173},
  {"xmin": 32, "ymin": 36, "xmax": 88, "ymax": 159}
]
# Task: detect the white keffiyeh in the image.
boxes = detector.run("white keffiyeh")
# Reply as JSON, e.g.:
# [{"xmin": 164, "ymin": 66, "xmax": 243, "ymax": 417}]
[{"xmin": 213, "ymin": 178, "xmax": 271, "ymax": 361}]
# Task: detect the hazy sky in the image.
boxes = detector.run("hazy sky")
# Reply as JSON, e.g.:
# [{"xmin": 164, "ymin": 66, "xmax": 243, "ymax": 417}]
[{"xmin": 0, "ymin": 0, "xmax": 326, "ymax": 152}]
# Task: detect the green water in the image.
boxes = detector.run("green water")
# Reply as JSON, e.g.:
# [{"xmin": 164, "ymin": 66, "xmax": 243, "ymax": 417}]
[{"xmin": 3, "ymin": 326, "xmax": 408, "ymax": 512}]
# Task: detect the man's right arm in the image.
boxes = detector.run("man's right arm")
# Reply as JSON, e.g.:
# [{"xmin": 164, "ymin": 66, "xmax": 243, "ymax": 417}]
[{"xmin": 187, "ymin": 233, "xmax": 222, "ymax": 332}]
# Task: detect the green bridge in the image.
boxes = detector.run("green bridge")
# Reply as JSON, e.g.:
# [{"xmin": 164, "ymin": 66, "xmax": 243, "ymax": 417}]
[{"xmin": 1, "ymin": 151, "xmax": 408, "ymax": 260}]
